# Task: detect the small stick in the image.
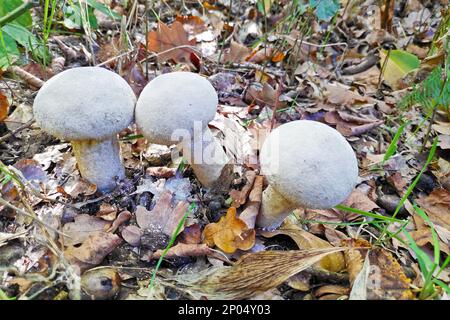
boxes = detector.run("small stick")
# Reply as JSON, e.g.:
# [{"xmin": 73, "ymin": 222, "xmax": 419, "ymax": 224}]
[
  {"xmin": 7, "ymin": 66, "xmax": 44, "ymax": 88},
  {"xmin": 0, "ymin": 119, "xmax": 35, "ymax": 143}
]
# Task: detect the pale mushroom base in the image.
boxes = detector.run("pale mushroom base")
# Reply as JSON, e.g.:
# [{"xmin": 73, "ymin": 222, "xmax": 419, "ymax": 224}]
[
  {"xmin": 256, "ymin": 184, "xmax": 297, "ymax": 229},
  {"xmin": 72, "ymin": 138, "xmax": 125, "ymax": 193},
  {"xmin": 180, "ymin": 128, "xmax": 232, "ymax": 190}
]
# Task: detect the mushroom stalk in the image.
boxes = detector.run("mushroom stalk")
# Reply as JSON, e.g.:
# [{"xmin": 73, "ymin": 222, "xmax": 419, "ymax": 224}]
[
  {"xmin": 179, "ymin": 127, "xmax": 232, "ymax": 189},
  {"xmin": 72, "ymin": 138, "xmax": 125, "ymax": 192},
  {"xmin": 256, "ymin": 184, "xmax": 297, "ymax": 229}
]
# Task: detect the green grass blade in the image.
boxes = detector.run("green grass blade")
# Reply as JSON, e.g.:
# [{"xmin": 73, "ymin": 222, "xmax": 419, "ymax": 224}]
[{"xmin": 148, "ymin": 202, "xmax": 197, "ymax": 289}]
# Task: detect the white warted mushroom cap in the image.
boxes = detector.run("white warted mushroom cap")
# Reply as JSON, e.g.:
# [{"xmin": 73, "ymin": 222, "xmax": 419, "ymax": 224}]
[
  {"xmin": 260, "ymin": 120, "xmax": 358, "ymax": 209},
  {"xmin": 33, "ymin": 67, "xmax": 136, "ymax": 141},
  {"xmin": 135, "ymin": 72, "xmax": 218, "ymax": 145}
]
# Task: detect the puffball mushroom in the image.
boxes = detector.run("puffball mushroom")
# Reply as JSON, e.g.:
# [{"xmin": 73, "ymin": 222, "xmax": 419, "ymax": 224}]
[
  {"xmin": 135, "ymin": 72, "xmax": 231, "ymax": 189},
  {"xmin": 256, "ymin": 120, "xmax": 358, "ymax": 229},
  {"xmin": 33, "ymin": 67, "xmax": 136, "ymax": 192}
]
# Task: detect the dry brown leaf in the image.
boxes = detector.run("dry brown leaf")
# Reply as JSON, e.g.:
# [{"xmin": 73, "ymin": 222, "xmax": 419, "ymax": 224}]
[
  {"xmin": 415, "ymin": 189, "xmax": 450, "ymax": 247},
  {"xmin": 171, "ymin": 248, "xmax": 347, "ymax": 300},
  {"xmin": 0, "ymin": 91, "xmax": 9, "ymax": 121},
  {"xmin": 135, "ymin": 190, "xmax": 189, "ymax": 237},
  {"xmin": 61, "ymin": 175, "xmax": 97, "ymax": 198},
  {"xmin": 64, "ymin": 232, "xmax": 123, "ymax": 274},
  {"xmin": 107, "ymin": 210, "xmax": 132, "ymax": 233},
  {"xmin": 366, "ymin": 248, "xmax": 414, "ymax": 300},
  {"xmin": 342, "ymin": 238, "xmax": 372, "ymax": 286},
  {"xmin": 239, "ymin": 175, "xmax": 264, "ymax": 229},
  {"xmin": 229, "ymin": 170, "xmax": 256, "ymax": 208},
  {"xmin": 203, "ymin": 207, "xmax": 255, "ymax": 254},
  {"xmin": 61, "ymin": 214, "xmax": 111, "ymax": 246},
  {"xmin": 95, "ymin": 203, "xmax": 117, "ymax": 221},
  {"xmin": 245, "ymin": 82, "xmax": 287, "ymax": 108},
  {"xmin": 314, "ymin": 285, "xmax": 350, "ymax": 298},
  {"xmin": 152, "ymin": 243, "xmax": 214, "ymax": 259},
  {"xmin": 120, "ymin": 60, "xmax": 148, "ymax": 96},
  {"xmin": 324, "ymin": 82, "xmax": 369, "ymax": 106},
  {"xmin": 179, "ymin": 223, "xmax": 202, "ymax": 244},
  {"xmin": 1, "ymin": 159, "xmax": 47, "ymax": 203},
  {"xmin": 121, "ymin": 225, "xmax": 142, "ymax": 247},
  {"xmin": 324, "ymin": 110, "xmax": 384, "ymax": 137},
  {"xmin": 146, "ymin": 166, "xmax": 177, "ymax": 179},
  {"xmin": 221, "ymin": 40, "xmax": 252, "ymax": 63},
  {"xmin": 387, "ymin": 172, "xmax": 407, "ymax": 193},
  {"xmin": 261, "ymin": 223, "xmax": 346, "ymax": 272},
  {"xmin": 147, "ymin": 21, "xmax": 196, "ymax": 64}
]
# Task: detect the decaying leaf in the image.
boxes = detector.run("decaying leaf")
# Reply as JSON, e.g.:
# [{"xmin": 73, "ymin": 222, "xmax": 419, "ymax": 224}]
[
  {"xmin": 245, "ymin": 82, "xmax": 287, "ymax": 108},
  {"xmin": 366, "ymin": 248, "xmax": 414, "ymax": 300},
  {"xmin": 0, "ymin": 91, "xmax": 9, "ymax": 121},
  {"xmin": 229, "ymin": 170, "xmax": 256, "ymax": 208},
  {"xmin": 147, "ymin": 21, "xmax": 196, "ymax": 64},
  {"xmin": 203, "ymin": 207, "xmax": 255, "ymax": 254},
  {"xmin": 152, "ymin": 243, "xmax": 214, "ymax": 259},
  {"xmin": 179, "ymin": 223, "xmax": 202, "ymax": 244},
  {"xmin": 221, "ymin": 40, "xmax": 252, "ymax": 63},
  {"xmin": 261, "ymin": 222, "xmax": 346, "ymax": 272},
  {"xmin": 64, "ymin": 232, "xmax": 123, "ymax": 274},
  {"xmin": 167, "ymin": 248, "xmax": 347, "ymax": 299},
  {"xmin": 61, "ymin": 214, "xmax": 111, "ymax": 246},
  {"xmin": 121, "ymin": 225, "xmax": 142, "ymax": 247},
  {"xmin": 239, "ymin": 175, "xmax": 264, "ymax": 229},
  {"xmin": 324, "ymin": 82, "xmax": 369, "ymax": 106},
  {"xmin": 342, "ymin": 238, "xmax": 372, "ymax": 286},
  {"xmin": 135, "ymin": 190, "xmax": 189, "ymax": 237},
  {"xmin": 324, "ymin": 110, "xmax": 383, "ymax": 137},
  {"xmin": 415, "ymin": 189, "xmax": 450, "ymax": 247},
  {"xmin": 146, "ymin": 166, "xmax": 177, "ymax": 179}
]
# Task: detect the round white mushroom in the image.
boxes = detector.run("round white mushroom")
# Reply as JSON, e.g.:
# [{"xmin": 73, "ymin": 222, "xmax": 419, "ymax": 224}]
[
  {"xmin": 33, "ymin": 67, "xmax": 136, "ymax": 192},
  {"xmin": 256, "ymin": 120, "xmax": 359, "ymax": 229},
  {"xmin": 135, "ymin": 72, "xmax": 231, "ymax": 189}
]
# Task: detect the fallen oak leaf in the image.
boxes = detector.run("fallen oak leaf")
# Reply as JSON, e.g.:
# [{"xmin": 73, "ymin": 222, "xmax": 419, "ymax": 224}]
[
  {"xmin": 203, "ymin": 207, "xmax": 255, "ymax": 254},
  {"xmin": 245, "ymin": 82, "xmax": 287, "ymax": 108},
  {"xmin": 324, "ymin": 111, "xmax": 383, "ymax": 137},
  {"xmin": 136, "ymin": 190, "xmax": 189, "ymax": 237},
  {"xmin": 221, "ymin": 40, "xmax": 252, "ymax": 63},
  {"xmin": 61, "ymin": 214, "xmax": 111, "ymax": 246},
  {"xmin": 147, "ymin": 21, "xmax": 197, "ymax": 64},
  {"xmin": 324, "ymin": 82, "xmax": 369, "ymax": 106},
  {"xmin": 64, "ymin": 232, "xmax": 123, "ymax": 274}
]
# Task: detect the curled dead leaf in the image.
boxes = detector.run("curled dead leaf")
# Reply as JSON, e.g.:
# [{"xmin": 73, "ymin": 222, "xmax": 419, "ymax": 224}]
[{"xmin": 203, "ymin": 207, "xmax": 255, "ymax": 254}]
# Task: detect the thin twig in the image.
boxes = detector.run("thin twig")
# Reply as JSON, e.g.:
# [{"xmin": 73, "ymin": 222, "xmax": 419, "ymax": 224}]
[
  {"xmin": 0, "ymin": 197, "xmax": 68, "ymax": 237},
  {"xmin": 0, "ymin": 119, "xmax": 36, "ymax": 143}
]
